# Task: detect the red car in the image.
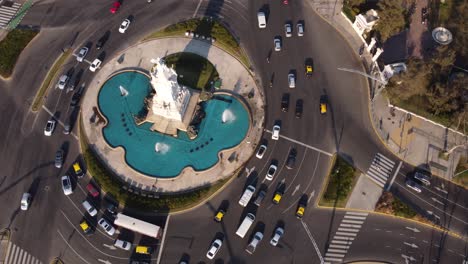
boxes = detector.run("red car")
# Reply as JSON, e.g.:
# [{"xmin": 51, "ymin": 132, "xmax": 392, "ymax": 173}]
[
  {"xmin": 283, "ymin": 0, "xmax": 289, "ymax": 4},
  {"xmin": 86, "ymin": 183, "xmax": 100, "ymax": 197},
  {"xmin": 110, "ymin": 1, "xmax": 121, "ymax": 14}
]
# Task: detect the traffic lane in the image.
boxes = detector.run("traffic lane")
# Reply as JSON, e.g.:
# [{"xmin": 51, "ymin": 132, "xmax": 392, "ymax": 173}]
[{"xmin": 347, "ymin": 213, "xmax": 467, "ymax": 264}]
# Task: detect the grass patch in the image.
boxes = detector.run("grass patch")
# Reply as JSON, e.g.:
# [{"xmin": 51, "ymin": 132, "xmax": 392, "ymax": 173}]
[
  {"xmin": 319, "ymin": 155, "xmax": 359, "ymax": 208},
  {"xmin": 453, "ymin": 156, "xmax": 468, "ymax": 187},
  {"xmin": 437, "ymin": 1, "xmax": 452, "ymax": 25},
  {"xmin": 145, "ymin": 18, "xmax": 250, "ymax": 68},
  {"xmin": 31, "ymin": 50, "xmax": 71, "ymax": 112},
  {"xmin": 342, "ymin": 5, "xmax": 357, "ymax": 21},
  {"xmin": 376, "ymin": 192, "xmax": 430, "ymax": 223},
  {"xmin": 79, "ymin": 119, "xmax": 231, "ymax": 212},
  {"xmin": 0, "ymin": 29, "xmax": 38, "ymax": 78},
  {"xmin": 392, "ymin": 197, "xmax": 417, "ymax": 218},
  {"xmin": 164, "ymin": 52, "xmax": 219, "ymax": 90}
]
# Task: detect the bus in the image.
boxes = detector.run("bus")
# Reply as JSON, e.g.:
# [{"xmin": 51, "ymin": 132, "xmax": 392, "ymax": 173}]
[{"xmin": 113, "ymin": 213, "xmax": 162, "ymax": 239}]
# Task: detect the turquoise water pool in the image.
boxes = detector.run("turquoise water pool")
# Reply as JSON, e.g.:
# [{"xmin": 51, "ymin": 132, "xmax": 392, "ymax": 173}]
[{"xmin": 97, "ymin": 71, "xmax": 249, "ymax": 178}]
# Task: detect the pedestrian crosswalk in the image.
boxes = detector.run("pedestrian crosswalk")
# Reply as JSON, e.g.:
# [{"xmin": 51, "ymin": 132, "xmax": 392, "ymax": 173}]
[
  {"xmin": 0, "ymin": 2, "xmax": 21, "ymax": 28},
  {"xmin": 324, "ymin": 211, "xmax": 368, "ymax": 264},
  {"xmin": 365, "ymin": 153, "xmax": 395, "ymax": 188},
  {"xmin": 3, "ymin": 241, "xmax": 43, "ymax": 264}
]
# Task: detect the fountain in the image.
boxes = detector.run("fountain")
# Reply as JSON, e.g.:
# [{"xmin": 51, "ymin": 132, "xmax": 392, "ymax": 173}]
[
  {"xmin": 155, "ymin": 142, "xmax": 170, "ymax": 154},
  {"xmin": 119, "ymin": 85, "xmax": 129, "ymax": 97},
  {"xmin": 222, "ymin": 109, "xmax": 236, "ymax": 123}
]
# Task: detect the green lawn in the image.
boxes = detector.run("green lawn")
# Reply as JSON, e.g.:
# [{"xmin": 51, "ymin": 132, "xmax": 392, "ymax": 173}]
[
  {"xmin": 164, "ymin": 52, "xmax": 219, "ymax": 90},
  {"xmin": 319, "ymin": 156, "xmax": 359, "ymax": 208},
  {"xmin": 0, "ymin": 29, "xmax": 38, "ymax": 78}
]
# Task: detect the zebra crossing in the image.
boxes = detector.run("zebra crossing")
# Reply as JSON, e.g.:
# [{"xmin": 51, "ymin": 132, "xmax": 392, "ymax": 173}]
[
  {"xmin": 0, "ymin": 2, "xmax": 21, "ymax": 28},
  {"xmin": 365, "ymin": 153, "xmax": 395, "ymax": 188},
  {"xmin": 3, "ymin": 241, "xmax": 43, "ymax": 264},
  {"xmin": 324, "ymin": 211, "xmax": 368, "ymax": 264}
]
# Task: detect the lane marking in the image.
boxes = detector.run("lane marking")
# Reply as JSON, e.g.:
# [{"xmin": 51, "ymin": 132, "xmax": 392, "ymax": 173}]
[
  {"xmin": 192, "ymin": 0, "xmax": 203, "ymax": 18},
  {"xmin": 264, "ymin": 129, "xmax": 333, "ymax": 156},
  {"xmin": 57, "ymin": 230, "xmax": 92, "ymax": 264},
  {"xmin": 301, "ymin": 220, "xmax": 325, "ymax": 263},
  {"xmin": 156, "ymin": 215, "xmax": 171, "ymax": 264},
  {"xmin": 385, "ymin": 161, "xmax": 402, "ymax": 191}
]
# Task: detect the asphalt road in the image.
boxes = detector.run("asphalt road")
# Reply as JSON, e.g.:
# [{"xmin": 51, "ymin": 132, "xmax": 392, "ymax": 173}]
[{"xmin": 0, "ymin": 0, "xmax": 466, "ymax": 263}]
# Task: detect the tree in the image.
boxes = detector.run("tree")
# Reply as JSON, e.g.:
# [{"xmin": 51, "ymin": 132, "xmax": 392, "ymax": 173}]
[
  {"xmin": 431, "ymin": 45, "xmax": 456, "ymax": 80},
  {"xmin": 374, "ymin": 0, "xmax": 406, "ymax": 41},
  {"xmin": 387, "ymin": 58, "xmax": 431, "ymax": 100},
  {"xmin": 345, "ymin": 0, "xmax": 365, "ymax": 8},
  {"xmin": 426, "ymin": 82, "xmax": 459, "ymax": 115}
]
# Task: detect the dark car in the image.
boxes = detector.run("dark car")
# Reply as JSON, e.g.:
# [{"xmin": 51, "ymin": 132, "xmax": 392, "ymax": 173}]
[
  {"xmin": 286, "ymin": 148, "xmax": 297, "ymax": 169},
  {"xmin": 70, "ymin": 92, "xmax": 81, "ymax": 108},
  {"xmin": 281, "ymin": 93, "xmax": 290, "ymax": 112},
  {"xmin": 295, "ymin": 99, "xmax": 303, "ymax": 118}
]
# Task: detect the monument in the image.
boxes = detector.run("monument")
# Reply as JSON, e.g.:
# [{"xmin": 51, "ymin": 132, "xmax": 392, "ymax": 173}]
[{"xmin": 143, "ymin": 58, "xmax": 200, "ymax": 136}]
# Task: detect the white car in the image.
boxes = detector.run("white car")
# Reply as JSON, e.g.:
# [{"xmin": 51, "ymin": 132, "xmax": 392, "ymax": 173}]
[
  {"xmin": 206, "ymin": 239, "xmax": 222, "ymax": 260},
  {"xmin": 297, "ymin": 22, "xmax": 304, "ymax": 36},
  {"xmin": 44, "ymin": 118, "xmax": 56, "ymax": 136},
  {"xmin": 256, "ymin": 145, "xmax": 267, "ymax": 159},
  {"xmin": 272, "ymin": 125, "xmax": 280, "ymax": 140},
  {"xmin": 61, "ymin": 175, "xmax": 73, "ymax": 196},
  {"xmin": 76, "ymin": 47, "xmax": 89, "ymax": 62},
  {"xmin": 270, "ymin": 227, "xmax": 284, "ymax": 246},
  {"xmin": 82, "ymin": 200, "xmax": 98, "ymax": 217},
  {"xmin": 20, "ymin": 193, "xmax": 31, "ymax": 211},
  {"xmin": 274, "ymin": 37, "xmax": 281, "ymax": 51},
  {"xmin": 246, "ymin": 232, "xmax": 263, "ymax": 254},
  {"xmin": 89, "ymin": 58, "xmax": 102, "ymax": 72},
  {"xmin": 98, "ymin": 218, "xmax": 116, "ymax": 236},
  {"xmin": 266, "ymin": 164, "xmax": 277, "ymax": 181},
  {"xmin": 284, "ymin": 23, "xmax": 292, "ymax": 37},
  {"xmin": 119, "ymin": 19, "xmax": 131, "ymax": 33},
  {"xmin": 288, "ymin": 73, "xmax": 296, "ymax": 88},
  {"xmin": 114, "ymin": 239, "xmax": 131, "ymax": 250},
  {"xmin": 57, "ymin": 75, "xmax": 69, "ymax": 90}
]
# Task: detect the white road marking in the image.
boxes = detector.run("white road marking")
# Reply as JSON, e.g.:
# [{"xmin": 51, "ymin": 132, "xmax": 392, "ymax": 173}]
[
  {"xmin": 308, "ymin": 190, "xmax": 315, "ymax": 203},
  {"xmin": 291, "ymin": 184, "xmax": 300, "ymax": 196},
  {"xmin": 156, "ymin": 215, "xmax": 171, "ymax": 264},
  {"xmin": 345, "ymin": 211, "xmax": 368, "ymax": 216},
  {"xmin": 434, "ymin": 186, "xmax": 448, "ymax": 195},
  {"xmin": 102, "ymin": 244, "xmax": 116, "ymax": 250},
  {"xmin": 405, "ymin": 227, "xmax": 420, "ymax": 233},
  {"xmin": 403, "ymin": 242, "xmax": 419, "ymax": 248},
  {"xmin": 431, "ymin": 197, "xmax": 445, "ymax": 206},
  {"xmin": 192, "ymin": 0, "xmax": 203, "ymax": 18},
  {"xmin": 97, "ymin": 260, "xmax": 112, "ymax": 264},
  {"xmin": 264, "ymin": 129, "xmax": 333, "ymax": 156},
  {"xmin": 57, "ymin": 230, "xmax": 92, "ymax": 264},
  {"xmin": 301, "ymin": 220, "xmax": 325, "ymax": 263}
]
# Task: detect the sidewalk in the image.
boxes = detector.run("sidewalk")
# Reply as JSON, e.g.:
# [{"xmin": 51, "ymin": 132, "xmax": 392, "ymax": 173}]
[{"xmin": 81, "ymin": 37, "xmax": 265, "ymax": 193}]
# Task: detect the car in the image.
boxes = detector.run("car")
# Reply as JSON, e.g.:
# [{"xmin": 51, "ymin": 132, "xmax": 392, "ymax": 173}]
[
  {"xmin": 44, "ymin": 118, "xmax": 56, "ymax": 136},
  {"xmin": 281, "ymin": 93, "xmax": 290, "ymax": 112},
  {"xmin": 63, "ymin": 120, "xmax": 71, "ymax": 135},
  {"xmin": 271, "ymin": 125, "xmax": 280, "ymax": 140},
  {"xmin": 86, "ymin": 183, "xmax": 100, "ymax": 197},
  {"xmin": 295, "ymin": 99, "xmax": 303, "ymax": 118},
  {"xmin": 288, "ymin": 73, "xmax": 295, "ymax": 88},
  {"xmin": 266, "ymin": 164, "xmax": 278, "ymax": 181},
  {"xmin": 270, "ymin": 227, "xmax": 284, "ymax": 246},
  {"xmin": 82, "ymin": 200, "xmax": 98, "ymax": 217},
  {"xmin": 283, "ymin": 0, "xmax": 289, "ymax": 4},
  {"xmin": 246, "ymin": 232, "xmax": 263, "ymax": 254},
  {"xmin": 106, "ymin": 202, "xmax": 118, "ymax": 215},
  {"xmin": 206, "ymin": 239, "xmax": 222, "ymax": 260},
  {"xmin": 406, "ymin": 179, "xmax": 422, "ymax": 193},
  {"xmin": 119, "ymin": 19, "xmax": 131, "ymax": 34},
  {"xmin": 55, "ymin": 149, "xmax": 64, "ymax": 168},
  {"xmin": 274, "ymin": 37, "xmax": 281, "ymax": 51},
  {"xmin": 110, "ymin": 1, "xmax": 121, "ymax": 13},
  {"xmin": 61, "ymin": 175, "xmax": 73, "ymax": 195},
  {"xmin": 57, "ymin": 75, "xmax": 69, "ymax": 90},
  {"xmin": 414, "ymin": 172, "xmax": 431, "ymax": 186},
  {"xmin": 20, "ymin": 193, "xmax": 31, "ymax": 211},
  {"xmin": 76, "ymin": 47, "xmax": 89, "ymax": 62},
  {"xmin": 96, "ymin": 38, "xmax": 105, "ymax": 50},
  {"xmin": 114, "ymin": 239, "xmax": 132, "ymax": 250},
  {"xmin": 70, "ymin": 91, "xmax": 81, "ymax": 108},
  {"xmin": 253, "ymin": 190, "xmax": 266, "ymax": 206},
  {"xmin": 285, "ymin": 148, "xmax": 297, "ymax": 169},
  {"xmin": 284, "ymin": 23, "xmax": 292, "ymax": 37},
  {"xmin": 256, "ymin": 144, "xmax": 267, "ymax": 159},
  {"xmin": 89, "ymin": 59, "xmax": 102, "ymax": 72},
  {"xmin": 73, "ymin": 162, "xmax": 85, "ymax": 178},
  {"xmin": 320, "ymin": 96, "xmax": 327, "ymax": 114},
  {"xmin": 296, "ymin": 202, "xmax": 306, "ymax": 218},
  {"xmin": 214, "ymin": 209, "xmax": 225, "ymax": 222},
  {"xmin": 98, "ymin": 218, "xmax": 116, "ymax": 235},
  {"xmin": 272, "ymin": 191, "xmax": 282, "ymax": 204},
  {"xmin": 297, "ymin": 22, "xmax": 304, "ymax": 36},
  {"xmin": 80, "ymin": 220, "xmax": 93, "ymax": 234},
  {"xmin": 305, "ymin": 61, "xmax": 313, "ymax": 76}
]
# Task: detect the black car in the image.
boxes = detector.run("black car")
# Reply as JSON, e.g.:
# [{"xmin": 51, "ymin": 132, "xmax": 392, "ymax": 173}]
[
  {"xmin": 295, "ymin": 99, "xmax": 303, "ymax": 118},
  {"xmin": 70, "ymin": 92, "xmax": 81, "ymax": 108},
  {"xmin": 281, "ymin": 93, "xmax": 290, "ymax": 112},
  {"xmin": 286, "ymin": 148, "xmax": 297, "ymax": 169},
  {"xmin": 96, "ymin": 31, "xmax": 110, "ymax": 50}
]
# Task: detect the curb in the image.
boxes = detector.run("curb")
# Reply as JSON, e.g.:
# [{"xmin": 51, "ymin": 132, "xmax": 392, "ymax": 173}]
[{"xmin": 315, "ymin": 153, "xmax": 337, "ymax": 207}]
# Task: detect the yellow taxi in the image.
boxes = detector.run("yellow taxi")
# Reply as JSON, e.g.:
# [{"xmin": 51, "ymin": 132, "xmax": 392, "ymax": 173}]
[
  {"xmin": 320, "ymin": 96, "xmax": 327, "ymax": 114},
  {"xmin": 80, "ymin": 220, "xmax": 93, "ymax": 234},
  {"xmin": 135, "ymin": 245, "xmax": 153, "ymax": 255},
  {"xmin": 73, "ymin": 162, "xmax": 85, "ymax": 178},
  {"xmin": 306, "ymin": 65, "xmax": 313, "ymax": 76},
  {"xmin": 272, "ymin": 191, "xmax": 282, "ymax": 204},
  {"xmin": 296, "ymin": 203, "xmax": 306, "ymax": 218},
  {"xmin": 214, "ymin": 210, "xmax": 225, "ymax": 222}
]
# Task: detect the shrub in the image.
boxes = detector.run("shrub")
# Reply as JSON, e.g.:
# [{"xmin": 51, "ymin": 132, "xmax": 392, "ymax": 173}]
[{"xmin": 0, "ymin": 29, "xmax": 38, "ymax": 77}]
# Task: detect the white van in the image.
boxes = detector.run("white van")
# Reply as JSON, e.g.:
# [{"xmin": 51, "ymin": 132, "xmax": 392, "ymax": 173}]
[
  {"xmin": 257, "ymin": 12, "xmax": 266, "ymax": 28},
  {"xmin": 236, "ymin": 213, "xmax": 255, "ymax": 238},
  {"xmin": 238, "ymin": 185, "xmax": 256, "ymax": 207}
]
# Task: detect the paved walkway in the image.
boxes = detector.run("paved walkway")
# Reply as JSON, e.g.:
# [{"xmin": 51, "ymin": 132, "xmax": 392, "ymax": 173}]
[{"xmin": 81, "ymin": 37, "xmax": 265, "ymax": 193}]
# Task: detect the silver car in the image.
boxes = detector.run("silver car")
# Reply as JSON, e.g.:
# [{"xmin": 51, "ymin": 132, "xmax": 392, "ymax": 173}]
[
  {"xmin": 55, "ymin": 149, "xmax": 64, "ymax": 168},
  {"xmin": 288, "ymin": 73, "xmax": 295, "ymax": 88},
  {"xmin": 61, "ymin": 175, "xmax": 73, "ymax": 195},
  {"xmin": 270, "ymin": 227, "xmax": 284, "ymax": 246},
  {"xmin": 76, "ymin": 47, "xmax": 89, "ymax": 62},
  {"xmin": 57, "ymin": 75, "xmax": 69, "ymax": 90},
  {"xmin": 98, "ymin": 218, "xmax": 116, "ymax": 236},
  {"xmin": 284, "ymin": 23, "xmax": 292, "ymax": 37},
  {"xmin": 274, "ymin": 37, "xmax": 281, "ymax": 51},
  {"xmin": 406, "ymin": 179, "xmax": 422, "ymax": 193}
]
